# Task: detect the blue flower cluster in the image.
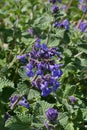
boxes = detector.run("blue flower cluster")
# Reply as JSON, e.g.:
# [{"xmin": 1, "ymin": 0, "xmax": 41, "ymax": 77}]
[
  {"xmin": 78, "ymin": 0, "xmax": 87, "ymax": 12},
  {"xmin": 9, "ymin": 95, "xmax": 30, "ymax": 109},
  {"xmin": 17, "ymin": 39, "xmax": 62, "ymax": 97},
  {"xmin": 54, "ymin": 19, "xmax": 69, "ymax": 30},
  {"xmin": 49, "ymin": 0, "xmax": 69, "ymax": 30}
]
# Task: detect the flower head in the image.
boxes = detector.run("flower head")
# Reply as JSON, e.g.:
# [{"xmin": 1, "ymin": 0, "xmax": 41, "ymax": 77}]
[
  {"xmin": 69, "ymin": 96, "xmax": 76, "ymax": 103},
  {"xmin": 17, "ymin": 54, "xmax": 27, "ymax": 64},
  {"xmin": 54, "ymin": 21, "xmax": 60, "ymax": 27},
  {"xmin": 79, "ymin": 21, "xmax": 87, "ymax": 32},
  {"xmin": 60, "ymin": 19, "xmax": 69, "ymax": 30},
  {"xmin": 46, "ymin": 108, "xmax": 58, "ymax": 122},
  {"xmin": 17, "ymin": 42, "xmax": 62, "ymax": 97},
  {"xmin": 27, "ymin": 28, "xmax": 34, "ymax": 36},
  {"xmin": 19, "ymin": 97, "xmax": 30, "ymax": 109},
  {"xmin": 52, "ymin": 5, "xmax": 59, "ymax": 13},
  {"xmin": 9, "ymin": 95, "xmax": 19, "ymax": 109},
  {"xmin": 9, "ymin": 95, "xmax": 30, "ymax": 109},
  {"xmin": 78, "ymin": 0, "xmax": 87, "ymax": 12}
]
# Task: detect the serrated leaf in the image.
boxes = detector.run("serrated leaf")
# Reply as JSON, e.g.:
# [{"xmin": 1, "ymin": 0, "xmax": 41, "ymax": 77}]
[
  {"xmin": 32, "ymin": 101, "xmax": 54, "ymax": 129},
  {"xmin": 81, "ymin": 108, "xmax": 87, "ymax": 121},
  {"xmin": 78, "ymin": 44, "xmax": 87, "ymax": 54},
  {"xmin": 0, "ymin": 78, "xmax": 14, "ymax": 92},
  {"xmin": 16, "ymin": 83, "xmax": 29, "ymax": 95},
  {"xmin": 5, "ymin": 114, "xmax": 33, "ymax": 130},
  {"xmin": 33, "ymin": 100, "xmax": 54, "ymax": 116},
  {"xmin": 58, "ymin": 112, "xmax": 68, "ymax": 128},
  {"xmin": 28, "ymin": 89, "xmax": 40, "ymax": 100},
  {"xmin": 18, "ymin": 68, "xmax": 29, "ymax": 81},
  {"xmin": 65, "ymin": 122, "xmax": 74, "ymax": 130},
  {"xmin": 63, "ymin": 84, "xmax": 75, "ymax": 97}
]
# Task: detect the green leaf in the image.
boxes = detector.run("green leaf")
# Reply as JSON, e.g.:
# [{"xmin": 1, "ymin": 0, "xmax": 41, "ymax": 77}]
[
  {"xmin": 5, "ymin": 114, "xmax": 33, "ymax": 130},
  {"xmin": 18, "ymin": 68, "xmax": 29, "ymax": 81},
  {"xmin": 81, "ymin": 108, "xmax": 87, "ymax": 121},
  {"xmin": 63, "ymin": 84, "xmax": 75, "ymax": 97},
  {"xmin": 65, "ymin": 122, "xmax": 74, "ymax": 130},
  {"xmin": 16, "ymin": 83, "xmax": 29, "ymax": 95},
  {"xmin": 32, "ymin": 101, "xmax": 54, "ymax": 128},
  {"xmin": 33, "ymin": 100, "xmax": 54, "ymax": 116},
  {"xmin": 28, "ymin": 89, "xmax": 40, "ymax": 100},
  {"xmin": 78, "ymin": 44, "xmax": 87, "ymax": 54},
  {"xmin": 58, "ymin": 112, "xmax": 68, "ymax": 128},
  {"xmin": 0, "ymin": 78, "xmax": 14, "ymax": 92}
]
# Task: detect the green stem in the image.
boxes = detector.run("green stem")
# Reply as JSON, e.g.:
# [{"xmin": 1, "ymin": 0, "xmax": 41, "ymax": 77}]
[
  {"xmin": 46, "ymin": 24, "xmax": 52, "ymax": 45},
  {"xmin": 65, "ymin": 0, "xmax": 73, "ymax": 13}
]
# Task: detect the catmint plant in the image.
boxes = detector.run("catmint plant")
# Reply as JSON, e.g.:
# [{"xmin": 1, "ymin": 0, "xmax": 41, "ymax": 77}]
[{"xmin": 17, "ymin": 39, "xmax": 62, "ymax": 97}]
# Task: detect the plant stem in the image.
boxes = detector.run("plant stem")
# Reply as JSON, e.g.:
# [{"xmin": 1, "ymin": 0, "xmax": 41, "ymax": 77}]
[
  {"xmin": 46, "ymin": 24, "xmax": 52, "ymax": 45},
  {"xmin": 74, "ymin": 51, "xmax": 83, "ymax": 58},
  {"xmin": 65, "ymin": 0, "xmax": 73, "ymax": 13}
]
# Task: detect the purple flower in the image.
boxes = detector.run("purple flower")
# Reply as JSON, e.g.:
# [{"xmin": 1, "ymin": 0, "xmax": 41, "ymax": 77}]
[
  {"xmin": 19, "ymin": 97, "xmax": 30, "ymax": 109},
  {"xmin": 9, "ymin": 95, "xmax": 30, "ymax": 109},
  {"xmin": 79, "ymin": 21, "xmax": 87, "ymax": 32},
  {"xmin": 9, "ymin": 95, "xmax": 19, "ymax": 109},
  {"xmin": 78, "ymin": 4, "xmax": 86, "ymax": 12},
  {"xmin": 60, "ymin": 19, "xmax": 69, "ymax": 30},
  {"xmin": 79, "ymin": 0, "xmax": 87, "ymax": 3},
  {"xmin": 53, "ymin": 81, "xmax": 60, "ymax": 91},
  {"xmin": 54, "ymin": 21, "xmax": 60, "ymax": 27},
  {"xmin": 17, "ymin": 54, "xmax": 27, "ymax": 63},
  {"xmin": 41, "ymin": 87, "xmax": 52, "ymax": 97},
  {"xmin": 36, "ymin": 69, "xmax": 43, "ymax": 76},
  {"xmin": 25, "ymin": 63, "xmax": 33, "ymax": 70},
  {"xmin": 27, "ymin": 28, "xmax": 34, "ymax": 36},
  {"xmin": 52, "ymin": 69, "xmax": 62, "ymax": 78},
  {"xmin": 26, "ymin": 70, "xmax": 34, "ymax": 77},
  {"xmin": 46, "ymin": 108, "xmax": 58, "ymax": 122},
  {"xmin": 41, "ymin": 44, "xmax": 48, "ymax": 51},
  {"xmin": 32, "ymin": 77, "xmax": 43, "ymax": 89},
  {"xmin": 18, "ymin": 42, "xmax": 62, "ymax": 97},
  {"xmin": 52, "ymin": 5, "xmax": 59, "ymax": 13},
  {"xmin": 69, "ymin": 96, "xmax": 76, "ymax": 103},
  {"xmin": 35, "ymin": 38, "xmax": 41, "ymax": 48},
  {"xmin": 78, "ymin": 0, "xmax": 87, "ymax": 12},
  {"xmin": 62, "ymin": 5, "xmax": 67, "ymax": 10}
]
